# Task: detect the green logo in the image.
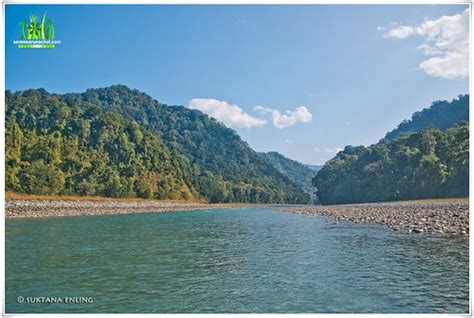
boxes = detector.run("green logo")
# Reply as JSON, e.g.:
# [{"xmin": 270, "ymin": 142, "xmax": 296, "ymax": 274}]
[
  {"xmin": 20, "ymin": 13, "xmax": 55, "ymax": 40},
  {"xmin": 14, "ymin": 12, "xmax": 61, "ymax": 49}
]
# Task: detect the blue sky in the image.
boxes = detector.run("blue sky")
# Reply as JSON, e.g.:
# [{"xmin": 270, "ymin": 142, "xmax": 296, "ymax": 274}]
[{"xmin": 6, "ymin": 4, "xmax": 469, "ymax": 165}]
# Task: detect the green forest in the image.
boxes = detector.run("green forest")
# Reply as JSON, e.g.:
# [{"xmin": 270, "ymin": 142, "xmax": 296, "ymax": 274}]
[
  {"xmin": 260, "ymin": 151, "xmax": 320, "ymax": 203},
  {"xmin": 5, "ymin": 87, "xmax": 310, "ymax": 204},
  {"xmin": 314, "ymin": 95, "xmax": 469, "ymax": 205},
  {"xmin": 5, "ymin": 86, "xmax": 469, "ymax": 206},
  {"xmin": 385, "ymin": 95, "xmax": 468, "ymax": 140}
]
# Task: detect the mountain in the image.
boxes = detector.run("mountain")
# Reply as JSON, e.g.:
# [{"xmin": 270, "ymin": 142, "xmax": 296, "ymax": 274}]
[
  {"xmin": 385, "ymin": 94, "xmax": 469, "ymax": 140},
  {"xmin": 305, "ymin": 164, "xmax": 323, "ymax": 172},
  {"xmin": 314, "ymin": 124, "xmax": 468, "ymax": 204},
  {"xmin": 314, "ymin": 94, "xmax": 469, "ymax": 205},
  {"xmin": 5, "ymin": 86, "xmax": 310, "ymax": 204},
  {"xmin": 6, "ymin": 89, "xmax": 198, "ymax": 200},
  {"xmin": 260, "ymin": 152, "xmax": 317, "ymax": 202}
]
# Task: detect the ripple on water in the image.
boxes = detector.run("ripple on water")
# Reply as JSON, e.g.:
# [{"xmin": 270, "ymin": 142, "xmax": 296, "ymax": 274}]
[{"xmin": 5, "ymin": 207, "xmax": 469, "ymax": 313}]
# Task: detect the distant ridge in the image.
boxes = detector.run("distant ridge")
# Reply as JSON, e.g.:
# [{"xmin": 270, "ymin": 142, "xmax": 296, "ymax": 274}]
[
  {"xmin": 260, "ymin": 151, "xmax": 317, "ymax": 203},
  {"xmin": 385, "ymin": 94, "xmax": 468, "ymax": 140},
  {"xmin": 305, "ymin": 164, "xmax": 323, "ymax": 172}
]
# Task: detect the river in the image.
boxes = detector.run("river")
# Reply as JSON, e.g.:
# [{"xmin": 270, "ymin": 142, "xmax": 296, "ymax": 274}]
[{"xmin": 5, "ymin": 206, "xmax": 469, "ymax": 313}]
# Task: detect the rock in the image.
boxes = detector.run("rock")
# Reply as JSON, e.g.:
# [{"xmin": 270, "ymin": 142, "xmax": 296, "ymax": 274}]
[{"xmin": 278, "ymin": 200, "xmax": 468, "ymax": 236}]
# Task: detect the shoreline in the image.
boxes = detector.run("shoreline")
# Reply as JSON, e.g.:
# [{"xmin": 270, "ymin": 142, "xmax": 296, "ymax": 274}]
[
  {"xmin": 5, "ymin": 199, "xmax": 250, "ymax": 219},
  {"xmin": 279, "ymin": 199, "xmax": 469, "ymax": 235},
  {"xmin": 6, "ymin": 197, "xmax": 470, "ymax": 236}
]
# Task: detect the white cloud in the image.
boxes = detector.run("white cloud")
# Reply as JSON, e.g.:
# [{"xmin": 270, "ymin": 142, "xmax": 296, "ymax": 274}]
[
  {"xmin": 188, "ymin": 99, "xmax": 313, "ymax": 129},
  {"xmin": 254, "ymin": 105, "xmax": 312, "ymax": 129},
  {"xmin": 380, "ymin": 8, "xmax": 469, "ymax": 79},
  {"xmin": 313, "ymin": 147, "xmax": 343, "ymax": 154},
  {"xmin": 384, "ymin": 25, "xmax": 416, "ymax": 39},
  {"xmin": 188, "ymin": 98, "xmax": 267, "ymax": 128}
]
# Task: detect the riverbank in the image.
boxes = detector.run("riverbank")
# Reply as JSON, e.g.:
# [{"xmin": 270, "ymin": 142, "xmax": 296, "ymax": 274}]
[
  {"xmin": 279, "ymin": 199, "xmax": 469, "ymax": 235},
  {"xmin": 5, "ymin": 197, "xmax": 245, "ymax": 219},
  {"xmin": 6, "ymin": 196, "xmax": 470, "ymax": 235}
]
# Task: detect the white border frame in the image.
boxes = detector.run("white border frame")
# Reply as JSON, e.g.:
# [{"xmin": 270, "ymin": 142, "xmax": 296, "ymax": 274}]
[{"xmin": 1, "ymin": 1, "xmax": 472, "ymax": 317}]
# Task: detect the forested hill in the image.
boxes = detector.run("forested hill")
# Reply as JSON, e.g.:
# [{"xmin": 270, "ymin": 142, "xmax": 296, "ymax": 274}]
[
  {"xmin": 313, "ymin": 94, "xmax": 469, "ymax": 205},
  {"xmin": 6, "ymin": 86, "xmax": 310, "ymax": 204},
  {"xmin": 385, "ymin": 94, "xmax": 469, "ymax": 140},
  {"xmin": 260, "ymin": 152, "xmax": 317, "ymax": 202},
  {"xmin": 314, "ymin": 124, "xmax": 468, "ymax": 204}
]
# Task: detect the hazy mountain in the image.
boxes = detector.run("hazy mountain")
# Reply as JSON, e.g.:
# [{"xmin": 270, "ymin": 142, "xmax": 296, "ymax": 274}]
[
  {"xmin": 260, "ymin": 151, "xmax": 317, "ymax": 203},
  {"xmin": 305, "ymin": 164, "xmax": 323, "ymax": 172}
]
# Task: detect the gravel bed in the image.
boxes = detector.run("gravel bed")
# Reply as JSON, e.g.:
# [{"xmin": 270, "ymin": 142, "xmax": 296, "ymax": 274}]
[
  {"xmin": 5, "ymin": 199, "xmax": 239, "ymax": 219},
  {"xmin": 279, "ymin": 200, "xmax": 469, "ymax": 235}
]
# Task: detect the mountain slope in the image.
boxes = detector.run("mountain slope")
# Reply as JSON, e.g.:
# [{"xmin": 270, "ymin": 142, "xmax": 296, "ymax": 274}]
[
  {"xmin": 385, "ymin": 94, "xmax": 469, "ymax": 140},
  {"xmin": 314, "ymin": 124, "xmax": 468, "ymax": 204},
  {"xmin": 305, "ymin": 164, "xmax": 323, "ymax": 172},
  {"xmin": 6, "ymin": 86, "xmax": 310, "ymax": 204},
  {"xmin": 260, "ymin": 152, "xmax": 317, "ymax": 202},
  {"xmin": 314, "ymin": 94, "xmax": 469, "ymax": 205},
  {"xmin": 6, "ymin": 89, "xmax": 198, "ymax": 200}
]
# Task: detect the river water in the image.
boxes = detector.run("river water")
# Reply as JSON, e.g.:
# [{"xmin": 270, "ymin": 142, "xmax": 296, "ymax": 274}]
[{"xmin": 5, "ymin": 206, "xmax": 469, "ymax": 313}]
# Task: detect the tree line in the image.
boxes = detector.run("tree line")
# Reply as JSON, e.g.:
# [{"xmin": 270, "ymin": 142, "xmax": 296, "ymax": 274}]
[
  {"xmin": 314, "ymin": 123, "xmax": 468, "ymax": 205},
  {"xmin": 6, "ymin": 87, "xmax": 310, "ymax": 204}
]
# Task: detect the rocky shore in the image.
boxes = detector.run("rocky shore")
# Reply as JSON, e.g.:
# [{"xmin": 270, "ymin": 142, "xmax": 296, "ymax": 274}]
[
  {"xmin": 280, "ymin": 199, "xmax": 469, "ymax": 235},
  {"xmin": 7, "ymin": 198, "xmax": 470, "ymax": 235},
  {"xmin": 6, "ymin": 199, "xmax": 241, "ymax": 219}
]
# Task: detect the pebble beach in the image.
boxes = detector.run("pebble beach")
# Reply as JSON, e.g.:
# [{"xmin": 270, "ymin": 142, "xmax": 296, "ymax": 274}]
[
  {"xmin": 280, "ymin": 199, "xmax": 469, "ymax": 235},
  {"xmin": 6, "ymin": 198, "xmax": 469, "ymax": 236},
  {"xmin": 5, "ymin": 199, "xmax": 240, "ymax": 219}
]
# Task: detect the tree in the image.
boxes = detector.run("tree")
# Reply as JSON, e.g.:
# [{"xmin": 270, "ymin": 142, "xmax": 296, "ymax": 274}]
[{"xmin": 313, "ymin": 124, "xmax": 469, "ymax": 205}]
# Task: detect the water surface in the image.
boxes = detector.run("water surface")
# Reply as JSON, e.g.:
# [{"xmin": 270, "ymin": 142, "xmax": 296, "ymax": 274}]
[{"xmin": 5, "ymin": 206, "xmax": 469, "ymax": 313}]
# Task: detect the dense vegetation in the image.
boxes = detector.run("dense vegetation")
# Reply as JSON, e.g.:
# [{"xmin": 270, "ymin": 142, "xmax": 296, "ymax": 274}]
[
  {"xmin": 6, "ymin": 86, "xmax": 310, "ymax": 203},
  {"xmin": 260, "ymin": 151, "xmax": 318, "ymax": 203},
  {"xmin": 6, "ymin": 89, "xmax": 198, "ymax": 200},
  {"xmin": 314, "ymin": 95, "xmax": 469, "ymax": 205},
  {"xmin": 385, "ymin": 95, "xmax": 468, "ymax": 140},
  {"xmin": 314, "ymin": 123, "xmax": 468, "ymax": 204}
]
